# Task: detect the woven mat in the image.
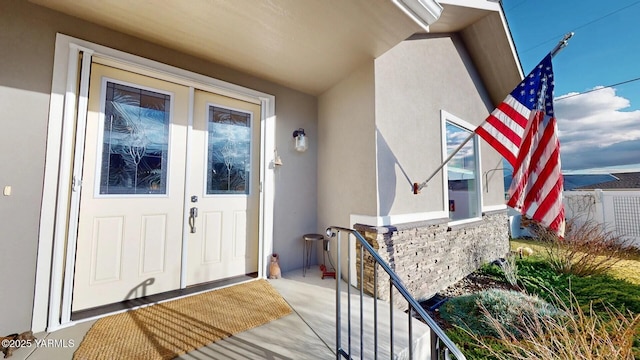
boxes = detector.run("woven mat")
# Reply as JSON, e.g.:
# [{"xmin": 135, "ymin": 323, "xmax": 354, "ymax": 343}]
[{"xmin": 73, "ymin": 279, "xmax": 291, "ymax": 360}]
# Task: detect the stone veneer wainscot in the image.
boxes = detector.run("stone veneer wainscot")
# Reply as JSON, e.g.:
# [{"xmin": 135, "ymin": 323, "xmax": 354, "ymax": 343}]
[{"xmin": 354, "ymin": 210, "xmax": 510, "ymax": 309}]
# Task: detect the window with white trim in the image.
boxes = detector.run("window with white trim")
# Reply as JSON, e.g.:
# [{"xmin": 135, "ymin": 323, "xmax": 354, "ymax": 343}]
[{"xmin": 442, "ymin": 111, "xmax": 482, "ymax": 222}]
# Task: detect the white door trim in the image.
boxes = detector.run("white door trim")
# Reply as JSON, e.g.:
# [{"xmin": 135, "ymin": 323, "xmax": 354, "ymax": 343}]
[
  {"xmin": 34, "ymin": 33, "xmax": 276, "ymax": 332},
  {"xmin": 181, "ymin": 86, "xmax": 196, "ymax": 289},
  {"xmin": 60, "ymin": 49, "xmax": 93, "ymax": 325}
]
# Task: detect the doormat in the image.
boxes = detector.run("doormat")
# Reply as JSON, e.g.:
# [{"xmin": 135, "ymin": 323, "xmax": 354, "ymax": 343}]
[{"xmin": 73, "ymin": 279, "xmax": 291, "ymax": 360}]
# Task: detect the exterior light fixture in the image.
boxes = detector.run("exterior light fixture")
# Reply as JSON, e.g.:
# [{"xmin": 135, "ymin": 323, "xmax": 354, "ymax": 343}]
[
  {"xmin": 273, "ymin": 148, "xmax": 283, "ymax": 166},
  {"xmin": 292, "ymin": 128, "xmax": 308, "ymax": 152}
]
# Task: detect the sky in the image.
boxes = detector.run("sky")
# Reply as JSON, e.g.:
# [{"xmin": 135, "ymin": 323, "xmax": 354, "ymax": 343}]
[{"xmin": 502, "ymin": 0, "xmax": 640, "ymax": 173}]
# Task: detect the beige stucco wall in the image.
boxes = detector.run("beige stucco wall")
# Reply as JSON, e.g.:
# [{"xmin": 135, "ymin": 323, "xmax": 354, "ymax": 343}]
[
  {"xmin": 374, "ymin": 34, "xmax": 506, "ymax": 216},
  {"xmin": 0, "ymin": 0, "xmax": 317, "ymax": 334},
  {"xmin": 318, "ymin": 61, "xmax": 377, "ymax": 274},
  {"xmin": 317, "ymin": 35, "xmax": 509, "ymax": 282},
  {"xmin": 461, "ymin": 12, "xmax": 523, "ymax": 106}
]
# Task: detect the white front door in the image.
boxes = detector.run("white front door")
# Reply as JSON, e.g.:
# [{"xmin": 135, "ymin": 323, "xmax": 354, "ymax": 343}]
[
  {"xmin": 186, "ymin": 90, "xmax": 261, "ymax": 286},
  {"xmin": 72, "ymin": 63, "xmax": 261, "ymax": 311}
]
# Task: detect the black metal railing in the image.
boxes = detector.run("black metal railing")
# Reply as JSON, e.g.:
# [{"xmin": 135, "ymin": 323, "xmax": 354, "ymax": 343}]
[{"xmin": 326, "ymin": 226, "xmax": 466, "ymax": 360}]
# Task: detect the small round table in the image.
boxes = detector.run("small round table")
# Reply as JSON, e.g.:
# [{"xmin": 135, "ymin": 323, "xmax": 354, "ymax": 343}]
[{"xmin": 302, "ymin": 233, "xmax": 324, "ymax": 277}]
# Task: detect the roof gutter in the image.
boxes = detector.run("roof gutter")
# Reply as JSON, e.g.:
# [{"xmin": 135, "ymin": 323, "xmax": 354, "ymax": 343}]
[{"xmin": 391, "ymin": 0, "xmax": 444, "ymax": 32}]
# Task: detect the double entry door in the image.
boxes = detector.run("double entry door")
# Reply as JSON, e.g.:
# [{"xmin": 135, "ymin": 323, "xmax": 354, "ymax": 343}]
[{"xmin": 72, "ymin": 63, "xmax": 260, "ymax": 311}]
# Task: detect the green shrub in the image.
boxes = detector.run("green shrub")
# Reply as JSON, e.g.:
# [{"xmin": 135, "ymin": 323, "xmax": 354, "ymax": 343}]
[
  {"xmin": 517, "ymin": 258, "xmax": 640, "ymax": 314},
  {"xmin": 482, "ymin": 256, "xmax": 520, "ymax": 289},
  {"xmin": 440, "ymin": 289, "xmax": 561, "ymax": 338},
  {"xmin": 441, "ymin": 257, "xmax": 640, "ymax": 358},
  {"xmin": 444, "ymin": 327, "xmax": 504, "ymax": 360},
  {"xmin": 478, "ymin": 259, "xmax": 519, "ymax": 289},
  {"xmin": 512, "ymin": 258, "xmax": 640, "ymax": 358},
  {"xmin": 470, "ymin": 291, "xmax": 640, "ymax": 360},
  {"xmin": 478, "ymin": 262, "xmax": 505, "ymax": 280}
]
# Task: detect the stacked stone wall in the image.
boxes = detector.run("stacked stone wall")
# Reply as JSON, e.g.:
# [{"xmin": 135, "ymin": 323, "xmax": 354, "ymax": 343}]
[{"xmin": 354, "ymin": 210, "xmax": 509, "ymax": 309}]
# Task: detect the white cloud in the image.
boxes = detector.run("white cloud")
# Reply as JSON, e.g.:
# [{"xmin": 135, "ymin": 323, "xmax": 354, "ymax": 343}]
[{"xmin": 553, "ymin": 87, "xmax": 640, "ymax": 170}]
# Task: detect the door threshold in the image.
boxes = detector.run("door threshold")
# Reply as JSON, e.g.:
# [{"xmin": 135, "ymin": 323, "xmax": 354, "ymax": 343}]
[{"xmin": 71, "ymin": 272, "xmax": 259, "ymax": 321}]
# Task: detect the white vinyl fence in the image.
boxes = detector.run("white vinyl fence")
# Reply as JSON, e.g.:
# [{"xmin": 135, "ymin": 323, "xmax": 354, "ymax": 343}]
[{"xmin": 564, "ymin": 190, "xmax": 640, "ymax": 248}]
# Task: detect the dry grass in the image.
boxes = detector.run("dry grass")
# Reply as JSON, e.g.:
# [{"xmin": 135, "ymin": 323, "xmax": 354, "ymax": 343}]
[
  {"xmin": 511, "ymin": 238, "xmax": 640, "ymax": 285},
  {"xmin": 610, "ymin": 258, "xmax": 640, "ymax": 285},
  {"xmin": 469, "ymin": 292, "xmax": 640, "ymax": 360},
  {"xmin": 534, "ymin": 220, "xmax": 636, "ymax": 276},
  {"xmin": 510, "ymin": 239, "xmax": 547, "ymax": 258}
]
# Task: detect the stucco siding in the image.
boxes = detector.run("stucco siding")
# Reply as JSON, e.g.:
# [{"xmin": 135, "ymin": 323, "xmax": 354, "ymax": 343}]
[
  {"xmin": 318, "ymin": 61, "xmax": 377, "ymax": 275},
  {"xmin": 374, "ymin": 34, "xmax": 506, "ymax": 217},
  {"xmin": 0, "ymin": 0, "xmax": 317, "ymax": 334},
  {"xmin": 270, "ymin": 89, "xmax": 319, "ymax": 273},
  {"xmin": 0, "ymin": 0, "xmax": 59, "ymax": 336},
  {"xmin": 0, "ymin": 86, "xmax": 47, "ymax": 336},
  {"xmin": 461, "ymin": 12, "xmax": 523, "ymax": 106}
]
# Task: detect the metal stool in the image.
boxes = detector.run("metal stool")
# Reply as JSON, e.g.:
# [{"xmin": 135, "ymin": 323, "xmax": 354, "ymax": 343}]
[{"xmin": 302, "ymin": 233, "xmax": 324, "ymax": 277}]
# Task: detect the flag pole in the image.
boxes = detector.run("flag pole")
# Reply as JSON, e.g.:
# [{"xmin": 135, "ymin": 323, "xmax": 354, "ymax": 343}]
[
  {"xmin": 413, "ymin": 132, "xmax": 474, "ymax": 194},
  {"xmin": 550, "ymin": 32, "xmax": 574, "ymax": 58},
  {"xmin": 412, "ymin": 32, "xmax": 574, "ymax": 194}
]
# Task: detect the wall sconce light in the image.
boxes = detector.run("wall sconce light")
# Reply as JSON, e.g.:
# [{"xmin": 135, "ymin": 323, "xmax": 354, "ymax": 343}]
[
  {"xmin": 292, "ymin": 128, "xmax": 308, "ymax": 152},
  {"xmin": 273, "ymin": 148, "xmax": 283, "ymax": 166}
]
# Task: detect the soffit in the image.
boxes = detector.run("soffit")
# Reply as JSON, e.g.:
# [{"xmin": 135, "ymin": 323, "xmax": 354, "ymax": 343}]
[
  {"xmin": 29, "ymin": 0, "xmax": 423, "ymax": 95},
  {"xmin": 459, "ymin": 9, "xmax": 523, "ymax": 106},
  {"xmin": 430, "ymin": 3, "xmax": 494, "ymax": 32},
  {"xmin": 29, "ymin": 0, "xmax": 521, "ymax": 100}
]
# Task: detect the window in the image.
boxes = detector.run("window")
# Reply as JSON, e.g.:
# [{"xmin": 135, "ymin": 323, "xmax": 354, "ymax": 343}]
[
  {"xmin": 100, "ymin": 81, "xmax": 171, "ymax": 195},
  {"xmin": 442, "ymin": 111, "xmax": 481, "ymax": 222},
  {"xmin": 206, "ymin": 105, "xmax": 252, "ymax": 195}
]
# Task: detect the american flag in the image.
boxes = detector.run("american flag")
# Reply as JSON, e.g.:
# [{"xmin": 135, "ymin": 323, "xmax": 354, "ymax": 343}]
[{"xmin": 475, "ymin": 54, "xmax": 565, "ymax": 238}]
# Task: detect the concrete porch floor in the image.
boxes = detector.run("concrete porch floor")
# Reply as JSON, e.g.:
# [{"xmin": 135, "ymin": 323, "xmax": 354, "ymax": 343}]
[{"xmin": 10, "ymin": 267, "xmax": 431, "ymax": 360}]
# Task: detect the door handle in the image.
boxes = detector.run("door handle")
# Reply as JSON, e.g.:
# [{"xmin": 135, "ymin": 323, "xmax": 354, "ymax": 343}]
[{"xmin": 189, "ymin": 207, "xmax": 198, "ymax": 233}]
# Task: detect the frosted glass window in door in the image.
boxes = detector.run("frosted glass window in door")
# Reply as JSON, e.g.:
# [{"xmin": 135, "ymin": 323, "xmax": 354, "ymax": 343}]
[
  {"xmin": 207, "ymin": 106, "xmax": 252, "ymax": 194},
  {"xmin": 99, "ymin": 82, "xmax": 170, "ymax": 195}
]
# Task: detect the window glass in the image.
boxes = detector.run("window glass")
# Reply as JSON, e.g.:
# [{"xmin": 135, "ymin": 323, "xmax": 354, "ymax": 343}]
[
  {"xmin": 100, "ymin": 82, "xmax": 170, "ymax": 195},
  {"xmin": 446, "ymin": 122, "xmax": 479, "ymax": 221},
  {"xmin": 206, "ymin": 106, "xmax": 252, "ymax": 194}
]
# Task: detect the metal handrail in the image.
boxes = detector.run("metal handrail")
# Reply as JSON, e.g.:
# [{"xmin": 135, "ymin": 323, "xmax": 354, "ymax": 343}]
[{"xmin": 326, "ymin": 226, "xmax": 466, "ymax": 360}]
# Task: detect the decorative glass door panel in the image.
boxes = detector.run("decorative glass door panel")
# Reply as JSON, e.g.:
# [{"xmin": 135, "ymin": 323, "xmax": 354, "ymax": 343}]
[
  {"xmin": 73, "ymin": 64, "xmax": 188, "ymax": 311},
  {"xmin": 186, "ymin": 92, "xmax": 261, "ymax": 286},
  {"xmin": 207, "ymin": 106, "xmax": 252, "ymax": 195},
  {"xmin": 100, "ymin": 82, "xmax": 170, "ymax": 195},
  {"xmin": 73, "ymin": 62, "xmax": 262, "ymax": 311}
]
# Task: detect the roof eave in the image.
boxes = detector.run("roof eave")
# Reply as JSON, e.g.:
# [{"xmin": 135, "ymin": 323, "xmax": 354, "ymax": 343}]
[{"xmin": 391, "ymin": 0, "xmax": 444, "ymax": 32}]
